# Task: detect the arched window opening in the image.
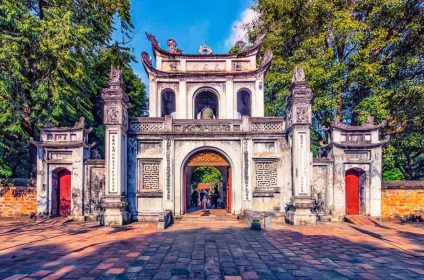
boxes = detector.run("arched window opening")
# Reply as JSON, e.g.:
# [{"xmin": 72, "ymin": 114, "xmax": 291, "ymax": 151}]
[
  {"xmin": 194, "ymin": 90, "xmax": 219, "ymax": 119},
  {"xmin": 161, "ymin": 90, "xmax": 176, "ymax": 117},
  {"xmin": 237, "ymin": 90, "xmax": 251, "ymax": 118}
]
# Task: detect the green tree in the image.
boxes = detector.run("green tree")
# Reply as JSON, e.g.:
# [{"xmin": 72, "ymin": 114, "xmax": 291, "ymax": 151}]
[
  {"xmin": 191, "ymin": 167, "xmax": 223, "ymax": 188},
  {"xmin": 0, "ymin": 0, "xmax": 146, "ymax": 177},
  {"xmin": 245, "ymin": 0, "xmax": 423, "ymax": 179}
]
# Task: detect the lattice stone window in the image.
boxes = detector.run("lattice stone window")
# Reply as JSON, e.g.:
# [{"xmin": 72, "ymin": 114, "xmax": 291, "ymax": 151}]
[
  {"xmin": 255, "ymin": 160, "xmax": 278, "ymax": 189},
  {"xmin": 139, "ymin": 161, "xmax": 161, "ymax": 191}
]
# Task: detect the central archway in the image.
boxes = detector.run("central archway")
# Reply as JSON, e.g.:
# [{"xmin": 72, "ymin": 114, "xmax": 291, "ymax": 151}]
[{"xmin": 182, "ymin": 149, "xmax": 231, "ymax": 214}]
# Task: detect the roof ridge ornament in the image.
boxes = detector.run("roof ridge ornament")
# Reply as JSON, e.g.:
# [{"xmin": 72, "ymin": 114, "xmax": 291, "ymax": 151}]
[
  {"xmin": 199, "ymin": 43, "xmax": 212, "ymax": 55},
  {"xmin": 167, "ymin": 38, "xmax": 182, "ymax": 54}
]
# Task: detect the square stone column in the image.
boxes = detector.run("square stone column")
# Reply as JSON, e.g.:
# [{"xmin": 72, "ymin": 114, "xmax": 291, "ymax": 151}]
[
  {"xmin": 102, "ymin": 66, "xmax": 130, "ymax": 226},
  {"xmin": 285, "ymin": 67, "xmax": 317, "ymax": 225}
]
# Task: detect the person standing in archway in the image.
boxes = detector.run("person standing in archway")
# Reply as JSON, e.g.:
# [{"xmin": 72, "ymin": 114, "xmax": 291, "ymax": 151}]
[
  {"xmin": 201, "ymin": 190, "xmax": 209, "ymax": 213},
  {"xmin": 212, "ymin": 187, "xmax": 220, "ymax": 209},
  {"xmin": 191, "ymin": 187, "xmax": 199, "ymax": 208}
]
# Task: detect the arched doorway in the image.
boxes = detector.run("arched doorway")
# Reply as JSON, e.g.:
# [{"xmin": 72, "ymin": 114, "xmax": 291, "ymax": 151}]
[
  {"xmin": 161, "ymin": 89, "xmax": 176, "ymax": 117},
  {"xmin": 57, "ymin": 169, "xmax": 71, "ymax": 216},
  {"xmin": 345, "ymin": 168, "xmax": 365, "ymax": 215},
  {"xmin": 236, "ymin": 89, "xmax": 251, "ymax": 118},
  {"xmin": 194, "ymin": 89, "xmax": 219, "ymax": 119},
  {"xmin": 183, "ymin": 150, "xmax": 231, "ymax": 213}
]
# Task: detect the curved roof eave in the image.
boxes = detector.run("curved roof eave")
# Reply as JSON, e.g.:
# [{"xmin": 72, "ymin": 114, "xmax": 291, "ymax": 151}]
[
  {"xmin": 141, "ymin": 50, "xmax": 273, "ymax": 79},
  {"xmin": 146, "ymin": 33, "xmax": 264, "ymax": 59}
]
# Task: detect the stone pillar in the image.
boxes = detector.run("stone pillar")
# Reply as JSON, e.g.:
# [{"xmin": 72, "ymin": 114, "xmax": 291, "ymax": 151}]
[
  {"xmin": 102, "ymin": 66, "xmax": 130, "ymax": 226},
  {"xmin": 285, "ymin": 67, "xmax": 317, "ymax": 225}
]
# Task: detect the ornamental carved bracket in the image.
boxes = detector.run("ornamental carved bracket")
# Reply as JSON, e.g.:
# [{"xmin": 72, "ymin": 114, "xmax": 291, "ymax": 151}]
[{"xmin": 187, "ymin": 151, "xmax": 229, "ymax": 167}]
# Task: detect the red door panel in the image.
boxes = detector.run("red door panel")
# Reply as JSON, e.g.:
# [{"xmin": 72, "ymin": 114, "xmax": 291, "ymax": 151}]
[
  {"xmin": 345, "ymin": 169, "xmax": 359, "ymax": 215},
  {"xmin": 226, "ymin": 167, "xmax": 232, "ymax": 213},
  {"xmin": 58, "ymin": 169, "xmax": 71, "ymax": 216}
]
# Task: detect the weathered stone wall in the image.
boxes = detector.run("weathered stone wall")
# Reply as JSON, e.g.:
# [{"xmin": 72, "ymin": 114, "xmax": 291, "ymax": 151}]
[
  {"xmin": 84, "ymin": 160, "xmax": 106, "ymax": 221},
  {"xmin": 0, "ymin": 179, "xmax": 36, "ymax": 219},
  {"xmin": 382, "ymin": 181, "xmax": 424, "ymax": 218}
]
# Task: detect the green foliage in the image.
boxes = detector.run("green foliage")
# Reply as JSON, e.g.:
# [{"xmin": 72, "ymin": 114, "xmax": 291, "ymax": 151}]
[
  {"xmin": 0, "ymin": 0, "xmax": 146, "ymax": 177},
  {"xmin": 246, "ymin": 0, "xmax": 424, "ymax": 179},
  {"xmin": 190, "ymin": 167, "xmax": 223, "ymax": 187},
  {"xmin": 383, "ymin": 168, "xmax": 405, "ymax": 181}
]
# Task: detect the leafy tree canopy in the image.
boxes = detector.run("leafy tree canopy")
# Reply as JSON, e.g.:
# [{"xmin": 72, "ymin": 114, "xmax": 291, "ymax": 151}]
[
  {"xmin": 245, "ymin": 0, "xmax": 423, "ymax": 180},
  {"xmin": 0, "ymin": 0, "xmax": 146, "ymax": 177},
  {"xmin": 191, "ymin": 167, "xmax": 223, "ymax": 188}
]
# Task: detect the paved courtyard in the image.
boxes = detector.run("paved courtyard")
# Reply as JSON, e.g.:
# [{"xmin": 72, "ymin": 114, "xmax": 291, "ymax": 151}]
[{"xmin": 0, "ymin": 218, "xmax": 423, "ymax": 280}]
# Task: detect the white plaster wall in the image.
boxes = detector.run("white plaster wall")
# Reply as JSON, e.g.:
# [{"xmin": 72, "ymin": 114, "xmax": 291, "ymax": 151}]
[{"xmin": 369, "ymin": 147, "xmax": 382, "ymax": 216}]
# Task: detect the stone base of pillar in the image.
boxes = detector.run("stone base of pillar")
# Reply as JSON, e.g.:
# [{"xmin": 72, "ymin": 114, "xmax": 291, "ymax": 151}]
[
  {"xmin": 103, "ymin": 195, "xmax": 130, "ymax": 226},
  {"xmin": 285, "ymin": 196, "xmax": 317, "ymax": 226}
]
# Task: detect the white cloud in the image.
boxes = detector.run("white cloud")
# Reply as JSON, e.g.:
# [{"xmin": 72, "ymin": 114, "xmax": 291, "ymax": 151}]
[{"xmin": 225, "ymin": 7, "xmax": 259, "ymax": 49}]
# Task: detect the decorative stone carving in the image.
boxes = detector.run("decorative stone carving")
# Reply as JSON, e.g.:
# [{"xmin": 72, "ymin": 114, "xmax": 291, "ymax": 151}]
[
  {"xmin": 232, "ymin": 60, "xmax": 250, "ymax": 71},
  {"xmin": 255, "ymin": 160, "xmax": 278, "ymax": 189},
  {"xmin": 250, "ymin": 122, "xmax": 283, "ymax": 132},
  {"xmin": 199, "ymin": 44, "xmax": 212, "ymax": 55},
  {"xmin": 292, "ymin": 66, "xmax": 305, "ymax": 83},
  {"xmin": 296, "ymin": 106, "xmax": 309, "ymax": 123},
  {"xmin": 260, "ymin": 50, "xmax": 273, "ymax": 67},
  {"xmin": 106, "ymin": 107, "xmax": 119, "ymax": 123},
  {"xmin": 167, "ymin": 38, "xmax": 182, "ymax": 54},
  {"xmin": 109, "ymin": 66, "xmax": 124, "ymax": 83},
  {"xmin": 47, "ymin": 151, "xmax": 72, "ymax": 160},
  {"xmin": 179, "ymin": 124, "xmax": 231, "ymax": 133},
  {"xmin": 166, "ymin": 139, "xmax": 171, "ymax": 200},
  {"xmin": 128, "ymin": 138, "xmax": 137, "ymax": 154},
  {"xmin": 244, "ymin": 140, "xmax": 249, "ymax": 200},
  {"xmin": 130, "ymin": 122, "xmax": 164, "ymax": 133},
  {"xmin": 140, "ymin": 162, "xmax": 160, "ymax": 191},
  {"xmin": 187, "ymin": 151, "xmax": 229, "ymax": 167},
  {"xmin": 345, "ymin": 150, "xmax": 370, "ymax": 161}
]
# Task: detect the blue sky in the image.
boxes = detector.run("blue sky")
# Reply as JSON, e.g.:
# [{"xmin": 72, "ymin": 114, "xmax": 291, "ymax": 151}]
[{"xmin": 113, "ymin": 0, "xmax": 256, "ymax": 85}]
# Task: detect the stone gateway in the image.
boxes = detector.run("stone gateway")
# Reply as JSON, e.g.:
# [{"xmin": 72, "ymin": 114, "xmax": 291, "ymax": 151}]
[{"xmin": 33, "ymin": 34, "xmax": 388, "ymax": 225}]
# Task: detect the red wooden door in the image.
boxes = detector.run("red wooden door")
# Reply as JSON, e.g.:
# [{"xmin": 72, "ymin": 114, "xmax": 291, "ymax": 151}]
[
  {"xmin": 345, "ymin": 169, "xmax": 359, "ymax": 215},
  {"xmin": 226, "ymin": 167, "xmax": 232, "ymax": 213},
  {"xmin": 58, "ymin": 169, "xmax": 71, "ymax": 216}
]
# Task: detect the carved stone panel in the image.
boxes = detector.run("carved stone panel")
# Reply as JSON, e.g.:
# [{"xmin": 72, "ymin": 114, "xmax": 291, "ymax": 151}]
[
  {"xmin": 295, "ymin": 106, "xmax": 310, "ymax": 123},
  {"xmin": 130, "ymin": 122, "xmax": 164, "ymax": 133},
  {"xmin": 139, "ymin": 161, "xmax": 161, "ymax": 191},
  {"xmin": 186, "ymin": 61, "xmax": 226, "ymax": 72},
  {"xmin": 162, "ymin": 60, "xmax": 181, "ymax": 71},
  {"xmin": 250, "ymin": 122, "xmax": 283, "ymax": 132},
  {"xmin": 48, "ymin": 151, "xmax": 72, "ymax": 160},
  {"xmin": 254, "ymin": 160, "xmax": 278, "ymax": 189},
  {"xmin": 139, "ymin": 142, "xmax": 162, "ymax": 154},
  {"xmin": 341, "ymin": 134, "xmax": 372, "ymax": 143},
  {"xmin": 105, "ymin": 106, "xmax": 120, "ymax": 124},
  {"xmin": 174, "ymin": 124, "xmax": 231, "ymax": 133},
  {"xmin": 345, "ymin": 150, "xmax": 371, "ymax": 161},
  {"xmin": 231, "ymin": 60, "xmax": 250, "ymax": 71}
]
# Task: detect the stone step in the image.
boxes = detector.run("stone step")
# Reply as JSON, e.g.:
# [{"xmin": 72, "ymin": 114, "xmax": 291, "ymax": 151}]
[{"xmin": 344, "ymin": 215, "xmax": 379, "ymax": 226}]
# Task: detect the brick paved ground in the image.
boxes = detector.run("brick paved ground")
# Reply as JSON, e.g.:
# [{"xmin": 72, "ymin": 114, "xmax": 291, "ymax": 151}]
[{"xmin": 0, "ymin": 218, "xmax": 423, "ymax": 280}]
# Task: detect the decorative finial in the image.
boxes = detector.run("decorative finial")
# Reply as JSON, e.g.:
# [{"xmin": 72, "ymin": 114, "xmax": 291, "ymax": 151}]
[
  {"xmin": 167, "ymin": 39, "xmax": 182, "ymax": 54},
  {"xmin": 366, "ymin": 116, "xmax": 375, "ymax": 125},
  {"xmin": 199, "ymin": 43, "xmax": 212, "ymax": 55},
  {"xmin": 235, "ymin": 40, "xmax": 246, "ymax": 51},
  {"xmin": 109, "ymin": 66, "xmax": 123, "ymax": 83},
  {"xmin": 292, "ymin": 66, "xmax": 305, "ymax": 83}
]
